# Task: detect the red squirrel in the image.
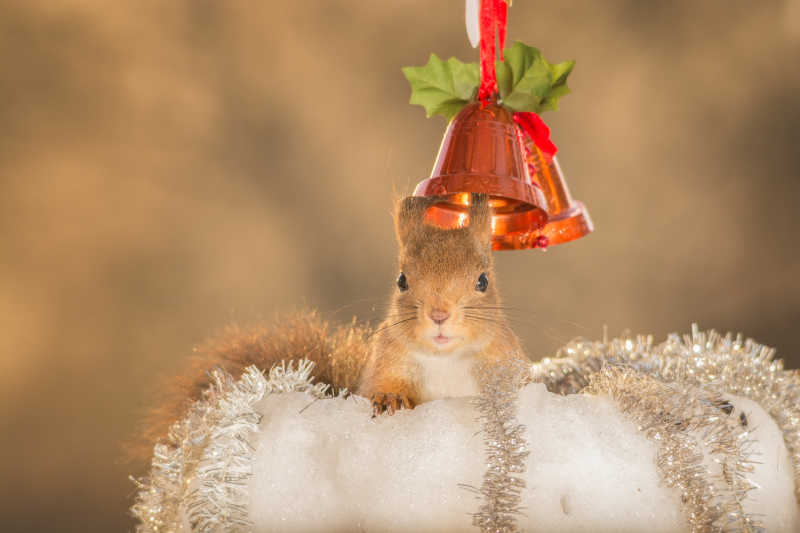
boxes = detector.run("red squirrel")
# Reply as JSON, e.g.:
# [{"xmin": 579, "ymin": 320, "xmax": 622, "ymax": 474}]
[
  {"xmin": 358, "ymin": 193, "xmax": 528, "ymax": 414},
  {"xmin": 136, "ymin": 193, "xmax": 528, "ymax": 455}
]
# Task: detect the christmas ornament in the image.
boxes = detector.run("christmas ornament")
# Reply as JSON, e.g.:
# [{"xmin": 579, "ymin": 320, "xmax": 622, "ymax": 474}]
[
  {"xmin": 413, "ymin": 100, "xmax": 550, "ymax": 250},
  {"xmin": 403, "ymin": 0, "xmax": 592, "ymax": 250}
]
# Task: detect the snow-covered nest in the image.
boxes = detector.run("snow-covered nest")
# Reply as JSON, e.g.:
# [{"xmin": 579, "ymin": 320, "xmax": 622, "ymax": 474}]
[{"xmin": 132, "ymin": 326, "xmax": 800, "ymax": 533}]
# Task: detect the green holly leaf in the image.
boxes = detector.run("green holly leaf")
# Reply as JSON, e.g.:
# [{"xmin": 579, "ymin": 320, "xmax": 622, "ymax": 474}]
[
  {"xmin": 402, "ymin": 54, "xmax": 479, "ymax": 119},
  {"xmin": 495, "ymin": 41, "xmax": 575, "ymax": 113},
  {"xmin": 539, "ymin": 59, "xmax": 575, "ymax": 111}
]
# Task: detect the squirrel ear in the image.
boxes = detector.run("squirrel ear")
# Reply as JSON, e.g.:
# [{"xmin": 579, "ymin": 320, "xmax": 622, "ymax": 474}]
[
  {"xmin": 468, "ymin": 193, "xmax": 493, "ymax": 246},
  {"xmin": 395, "ymin": 196, "xmax": 437, "ymax": 246}
]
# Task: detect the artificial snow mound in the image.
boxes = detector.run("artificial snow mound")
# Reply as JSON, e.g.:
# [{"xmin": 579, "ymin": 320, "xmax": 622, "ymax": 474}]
[{"xmin": 243, "ymin": 384, "xmax": 799, "ymax": 532}]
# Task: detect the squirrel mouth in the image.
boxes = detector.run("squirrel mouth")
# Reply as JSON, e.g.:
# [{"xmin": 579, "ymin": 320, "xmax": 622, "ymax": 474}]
[{"xmin": 433, "ymin": 334, "xmax": 453, "ymax": 345}]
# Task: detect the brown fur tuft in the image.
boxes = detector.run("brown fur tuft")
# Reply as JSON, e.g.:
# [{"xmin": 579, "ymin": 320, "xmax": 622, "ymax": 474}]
[{"xmin": 129, "ymin": 310, "xmax": 371, "ymax": 461}]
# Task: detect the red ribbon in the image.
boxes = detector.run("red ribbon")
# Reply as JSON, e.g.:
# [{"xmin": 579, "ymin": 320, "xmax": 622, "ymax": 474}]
[
  {"xmin": 477, "ymin": 0, "xmax": 508, "ymax": 102},
  {"xmin": 477, "ymin": 0, "xmax": 558, "ymax": 161},
  {"xmin": 478, "ymin": 0, "xmax": 499, "ymax": 102},
  {"xmin": 514, "ymin": 111, "xmax": 558, "ymax": 162},
  {"xmin": 496, "ymin": 0, "xmax": 507, "ymax": 61}
]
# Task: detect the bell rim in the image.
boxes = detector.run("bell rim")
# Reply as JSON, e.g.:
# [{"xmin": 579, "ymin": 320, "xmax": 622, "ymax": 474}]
[
  {"xmin": 538, "ymin": 202, "xmax": 594, "ymax": 245},
  {"xmin": 413, "ymin": 174, "xmax": 547, "ymax": 211}
]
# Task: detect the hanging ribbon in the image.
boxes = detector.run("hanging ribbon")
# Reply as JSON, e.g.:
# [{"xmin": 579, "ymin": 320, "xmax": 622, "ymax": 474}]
[
  {"xmin": 477, "ymin": 0, "xmax": 499, "ymax": 102},
  {"xmin": 496, "ymin": 0, "xmax": 507, "ymax": 61},
  {"xmin": 477, "ymin": 0, "xmax": 508, "ymax": 101},
  {"xmin": 476, "ymin": 0, "xmax": 558, "ymax": 162}
]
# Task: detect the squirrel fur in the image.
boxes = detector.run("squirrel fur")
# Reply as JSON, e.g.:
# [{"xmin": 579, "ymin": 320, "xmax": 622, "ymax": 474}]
[{"xmin": 135, "ymin": 193, "xmax": 528, "ymax": 457}]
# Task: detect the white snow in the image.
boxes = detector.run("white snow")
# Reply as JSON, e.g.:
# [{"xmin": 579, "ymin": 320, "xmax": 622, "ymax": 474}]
[{"xmin": 244, "ymin": 384, "xmax": 799, "ymax": 532}]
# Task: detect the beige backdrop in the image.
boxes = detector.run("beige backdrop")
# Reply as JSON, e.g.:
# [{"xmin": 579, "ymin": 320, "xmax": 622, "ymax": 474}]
[{"xmin": 1, "ymin": 1, "xmax": 799, "ymax": 531}]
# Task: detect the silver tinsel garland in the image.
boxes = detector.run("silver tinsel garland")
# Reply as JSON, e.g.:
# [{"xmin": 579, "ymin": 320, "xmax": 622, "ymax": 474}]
[
  {"xmin": 466, "ymin": 357, "xmax": 531, "ymax": 533},
  {"xmin": 583, "ymin": 366, "xmax": 760, "ymax": 533},
  {"xmin": 130, "ymin": 360, "xmax": 329, "ymax": 533},
  {"xmin": 183, "ymin": 368, "xmax": 265, "ymax": 532}
]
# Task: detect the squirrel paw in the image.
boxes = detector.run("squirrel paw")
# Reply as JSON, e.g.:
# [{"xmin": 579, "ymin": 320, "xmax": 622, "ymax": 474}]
[{"xmin": 371, "ymin": 392, "xmax": 413, "ymax": 417}]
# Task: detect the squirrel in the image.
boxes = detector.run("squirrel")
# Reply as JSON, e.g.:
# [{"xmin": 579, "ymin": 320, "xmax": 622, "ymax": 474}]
[
  {"xmin": 134, "ymin": 193, "xmax": 528, "ymax": 456},
  {"xmin": 357, "ymin": 193, "xmax": 528, "ymax": 414}
]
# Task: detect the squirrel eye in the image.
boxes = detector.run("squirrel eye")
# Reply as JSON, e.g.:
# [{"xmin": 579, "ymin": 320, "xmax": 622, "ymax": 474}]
[
  {"xmin": 396, "ymin": 272, "xmax": 409, "ymax": 292},
  {"xmin": 476, "ymin": 272, "xmax": 489, "ymax": 292}
]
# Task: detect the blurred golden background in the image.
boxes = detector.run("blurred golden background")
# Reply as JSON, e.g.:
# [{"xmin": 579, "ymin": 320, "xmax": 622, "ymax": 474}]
[{"xmin": 1, "ymin": 1, "xmax": 798, "ymax": 531}]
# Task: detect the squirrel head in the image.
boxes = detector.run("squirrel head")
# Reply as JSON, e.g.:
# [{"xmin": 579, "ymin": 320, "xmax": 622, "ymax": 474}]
[{"xmin": 388, "ymin": 193, "xmax": 505, "ymax": 354}]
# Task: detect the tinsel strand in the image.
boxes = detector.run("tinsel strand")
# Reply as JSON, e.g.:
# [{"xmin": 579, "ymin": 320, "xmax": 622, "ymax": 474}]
[
  {"xmin": 583, "ymin": 367, "xmax": 760, "ymax": 533},
  {"xmin": 467, "ymin": 356, "xmax": 530, "ymax": 533},
  {"xmin": 130, "ymin": 373, "xmax": 226, "ymax": 533},
  {"xmin": 183, "ymin": 367, "xmax": 266, "ymax": 532},
  {"xmin": 131, "ymin": 360, "xmax": 329, "ymax": 533}
]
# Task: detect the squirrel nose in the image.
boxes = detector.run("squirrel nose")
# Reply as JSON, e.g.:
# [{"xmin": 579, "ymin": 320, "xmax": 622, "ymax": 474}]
[{"xmin": 429, "ymin": 308, "xmax": 450, "ymax": 325}]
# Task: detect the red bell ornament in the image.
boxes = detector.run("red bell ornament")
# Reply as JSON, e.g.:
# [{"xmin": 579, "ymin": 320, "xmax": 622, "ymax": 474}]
[{"xmin": 413, "ymin": 101, "xmax": 550, "ymax": 251}]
